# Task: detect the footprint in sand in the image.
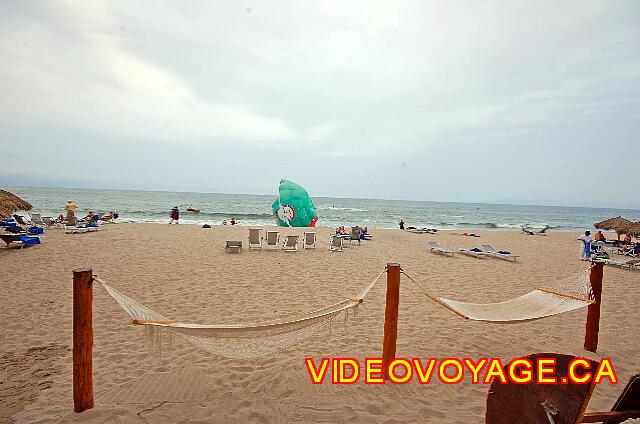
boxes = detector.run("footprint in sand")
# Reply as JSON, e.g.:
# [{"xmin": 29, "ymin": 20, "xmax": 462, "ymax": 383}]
[{"xmin": 364, "ymin": 404, "xmax": 383, "ymax": 415}]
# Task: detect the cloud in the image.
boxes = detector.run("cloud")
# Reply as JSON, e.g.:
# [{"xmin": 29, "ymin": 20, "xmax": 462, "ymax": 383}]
[
  {"xmin": 0, "ymin": 1, "xmax": 639, "ymax": 207},
  {"xmin": 0, "ymin": 2, "xmax": 296, "ymax": 146}
]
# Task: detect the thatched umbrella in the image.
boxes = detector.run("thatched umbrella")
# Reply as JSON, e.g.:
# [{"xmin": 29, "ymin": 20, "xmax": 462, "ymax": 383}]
[
  {"xmin": 594, "ymin": 216, "xmax": 632, "ymax": 240},
  {"xmin": 621, "ymin": 221, "xmax": 640, "ymax": 239},
  {"xmin": 0, "ymin": 189, "xmax": 32, "ymax": 220}
]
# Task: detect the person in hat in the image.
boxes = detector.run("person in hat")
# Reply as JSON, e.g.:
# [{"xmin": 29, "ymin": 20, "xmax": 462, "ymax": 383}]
[{"xmin": 64, "ymin": 200, "xmax": 78, "ymax": 225}]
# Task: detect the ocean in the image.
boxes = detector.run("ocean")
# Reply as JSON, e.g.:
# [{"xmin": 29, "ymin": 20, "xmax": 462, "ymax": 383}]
[{"xmin": 5, "ymin": 186, "xmax": 639, "ymax": 232}]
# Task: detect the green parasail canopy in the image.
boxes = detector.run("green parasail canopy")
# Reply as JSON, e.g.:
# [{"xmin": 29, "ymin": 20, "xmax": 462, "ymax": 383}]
[{"xmin": 272, "ymin": 179, "xmax": 318, "ymax": 227}]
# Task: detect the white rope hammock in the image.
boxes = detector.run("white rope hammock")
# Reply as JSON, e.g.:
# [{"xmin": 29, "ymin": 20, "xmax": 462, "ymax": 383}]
[
  {"xmin": 95, "ymin": 267, "xmax": 595, "ymax": 358},
  {"xmin": 94, "ymin": 269, "xmax": 385, "ymax": 359},
  {"xmin": 402, "ymin": 268, "xmax": 595, "ymax": 323}
]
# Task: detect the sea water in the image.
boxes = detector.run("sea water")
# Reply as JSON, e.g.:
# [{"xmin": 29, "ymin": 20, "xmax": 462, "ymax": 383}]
[{"xmin": 6, "ymin": 186, "xmax": 639, "ymax": 232}]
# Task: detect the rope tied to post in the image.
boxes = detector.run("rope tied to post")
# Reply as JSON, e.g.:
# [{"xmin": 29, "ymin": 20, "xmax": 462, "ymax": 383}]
[
  {"xmin": 92, "ymin": 268, "xmax": 387, "ymax": 359},
  {"xmin": 399, "ymin": 268, "xmax": 595, "ymax": 323}
]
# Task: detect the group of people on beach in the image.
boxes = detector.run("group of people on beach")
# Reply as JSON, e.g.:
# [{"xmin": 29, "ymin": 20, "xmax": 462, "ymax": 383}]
[
  {"xmin": 62, "ymin": 200, "xmax": 118, "ymax": 225},
  {"xmin": 578, "ymin": 230, "xmax": 636, "ymax": 260},
  {"xmin": 335, "ymin": 225, "xmax": 369, "ymax": 240}
]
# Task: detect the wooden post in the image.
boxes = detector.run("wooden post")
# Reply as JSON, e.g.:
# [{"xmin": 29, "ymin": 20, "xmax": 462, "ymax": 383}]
[
  {"xmin": 73, "ymin": 268, "xmax": 94, "ymax": 413},
  {"xmin": 584, "ymin": 262, "xmax": 603, "ymax": 353},
  {"xmin": 382, "ymin": 262, "xmax": 401, "ymax": 379}
]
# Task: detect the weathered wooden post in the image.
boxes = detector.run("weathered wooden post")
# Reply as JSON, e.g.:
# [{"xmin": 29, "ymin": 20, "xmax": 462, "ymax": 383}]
[
  {"xmin": 584, "ymin": 262, "xmax": 604, "ymax": 353},
  {"xmin": 73, "ymin": 268, "xmax": 94, "ymax": 412},
  {"xmin": 382, "ymin": 262, "xmax": 401, "ymax": 379}
]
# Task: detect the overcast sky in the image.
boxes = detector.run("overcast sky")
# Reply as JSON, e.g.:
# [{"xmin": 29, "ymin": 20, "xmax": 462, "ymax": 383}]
[{"xmin": 1, "ymin": 1, "xmax": 639, "ymax": 208}]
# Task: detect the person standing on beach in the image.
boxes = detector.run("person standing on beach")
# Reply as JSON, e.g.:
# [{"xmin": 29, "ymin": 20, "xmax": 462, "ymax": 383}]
[
  {"xmin": 170, "ymin": 206, "xmax": 180, "ymax": 224},
  {"xmin": 578, "ymin": 231, "xmax": 592, "ymax": 260},
  {"xmin": 64, "ymin": 200, "xmax": 78, "ymax": 224},
  {"xmin": 399, "ymin": 219, "xmax": 405, "ymax": 230}
]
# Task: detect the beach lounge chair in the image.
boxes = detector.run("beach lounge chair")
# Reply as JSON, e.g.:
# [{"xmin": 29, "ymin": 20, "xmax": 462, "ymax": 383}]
[
  {"xmin": 0, "ymin": 234, "xmax": 40, "ymax": 249},
  {"xmin": 42, "ymin": 217, "xmax": 56, "ymax": 227},
  {"xmin": 624, "ymin": 243, "xmax": 640, "ymax": 258},
  {"xmin": 225, "ymin": 240, "xmax": 243, "ymax": 253},
  {"xmin": 329, "ymin": 234, "xmax": 343, "ymax": 252},
  {"xmin": 65, "ymin": 223, "xmax": 100, "ymax": 234},
  {"xmin": 426, "ymin": 241, "xmax": 454, "ymax": 256},
  {"xmin": 523, "ymin": 226, "xmax": 549, "ymax": 236},
  {"xmin": 486, "ymin": 353, "xmax": 640, "ymax": 424},
  {"xmin": 27, "ymin": 226, "xmax": 44, "ymax": 235},
  {"xmin": 13, "ymin": 214, "xmax": 32, "ymax": 226},
  {"xmin": 265, "ymin": 231, "xmax": 279, "ymax": 249},
  {"xmin": 29, "ymin": 213, "xmax": 45, "ymax": 227},
  {"xmin": 248, "ymin": 228, "xmax": 262, "ymax": 249},
  {"xmin": 581, "ymin": 373, "xmax": 640, "ymax": 423},
  {"xmin": 282, "ymin": 235, "xmax": 298, "ymax": 252},
  {"xmin": 458, "ymin": 246, "xmax": 490, "ymax": 259},
  {"xmin": 303, "ymin": 232, "xmax": 316, "ymax": 250},
  {"xmin": 480, "ymin": 244, "xmax": 519, "ymax": 262},
  {"xmin": 600, "ymin": 257, "xmax": 640, "ymax": 270},
  {"xmin": 407, "ymin": 227, "xmax": 437, "ymax": 234},
  {"xmin": 536, "ymin": 227, "xmax": 549, "ymax": 235},
  {"xmin": 350, "ymin": 226, "xmax": 362, "ymax": 244},
  {"xmin": 3, "ymin": 224, "xmax": 26, "ymax": 234}
]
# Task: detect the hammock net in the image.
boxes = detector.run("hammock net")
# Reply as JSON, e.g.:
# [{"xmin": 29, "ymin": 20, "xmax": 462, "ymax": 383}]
[
  {"xmin": 94, "ymin": 269, "xmax": 385, "ymax": 359},
  {"xmin": 95, "ymin": 267, "xmax": 594, "ymax": 358},
  {"xmin": 402, "ymin": 268, "xmax": 594, "ymax": 323}
]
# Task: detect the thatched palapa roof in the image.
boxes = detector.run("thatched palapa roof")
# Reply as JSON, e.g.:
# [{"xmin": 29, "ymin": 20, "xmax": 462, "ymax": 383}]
[
  {"xmin": 622, "ymin": 222, "xmax": 640, "ymax": 238},
  {"xmin": 0, "ymin": 189, "xmax": 32, "ymax": 219},
  {"xmin": 594, "ymin": 216, "xmax": 632, "ymax": 233}
]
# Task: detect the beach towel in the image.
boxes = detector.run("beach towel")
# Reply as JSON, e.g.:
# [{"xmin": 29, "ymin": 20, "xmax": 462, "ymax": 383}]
[
  {"xmin": 5, "ymin": 225, "xmax": 24, "ymax": 234},
  {"xmin": 18, "ymin": 236, "xmax": 40, "ymax": 246}
]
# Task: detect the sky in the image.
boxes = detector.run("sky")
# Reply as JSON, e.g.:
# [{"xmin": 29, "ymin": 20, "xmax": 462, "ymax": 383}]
[{"xmin": 1, "ymin": 1, "xmax": 639, "ymax": 208}]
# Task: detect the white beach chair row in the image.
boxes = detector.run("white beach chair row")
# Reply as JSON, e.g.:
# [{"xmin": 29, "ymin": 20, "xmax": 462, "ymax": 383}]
[
  {"xmin": 19, "ymin": 212, "xmax": 62, "ymax": 228},
  {"xmin": 427, "ymin": 241, "xmax": 519, "ymax": 262},
  {"xmin": 18, "ymin": 212, "xmax": 104, "ymax": 233},
  {"xmin": 597, "ymin": 257, "xmax": 640, "ymax": 270},
  {"xmin": 225, "ymin": 229, "xmax": 365, "ymax": 253}
]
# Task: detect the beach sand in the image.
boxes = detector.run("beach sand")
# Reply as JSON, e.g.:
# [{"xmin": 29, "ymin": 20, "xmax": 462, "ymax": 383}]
[{"xmin": 1, "ymin": 224, "xmax": 637, "ymax": 423}]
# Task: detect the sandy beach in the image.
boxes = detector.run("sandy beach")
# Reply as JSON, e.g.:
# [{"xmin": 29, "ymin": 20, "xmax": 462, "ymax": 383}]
[{"xmin": 1, "ymin": 224, "xmax": 638, "ymax": 423}]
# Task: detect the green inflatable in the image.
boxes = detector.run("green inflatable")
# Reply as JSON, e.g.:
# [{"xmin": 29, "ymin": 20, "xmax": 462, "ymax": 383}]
[{"xmin": 272, "ymin": 179, "xmax": 318, "ymax": 227}]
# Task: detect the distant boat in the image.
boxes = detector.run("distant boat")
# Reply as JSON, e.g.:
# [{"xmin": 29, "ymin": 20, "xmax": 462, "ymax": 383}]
[{"xmin": 186, "ymin": 207, "xmax": 201, "ymax": 213}]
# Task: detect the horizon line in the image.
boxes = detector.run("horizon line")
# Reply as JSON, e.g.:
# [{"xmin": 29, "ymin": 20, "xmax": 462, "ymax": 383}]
[{"xmin": 4, "ymin": 184, "xmax": 640, "ymax": 212}]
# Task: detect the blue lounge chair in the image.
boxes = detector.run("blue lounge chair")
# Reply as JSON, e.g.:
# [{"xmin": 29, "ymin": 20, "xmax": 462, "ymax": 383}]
[{"xmin": 0, "ymin": 234, "xmax": 40, "ymax": 249}]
